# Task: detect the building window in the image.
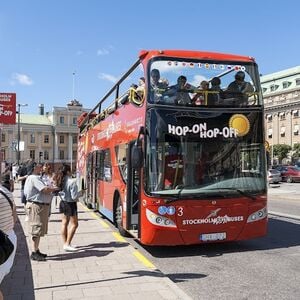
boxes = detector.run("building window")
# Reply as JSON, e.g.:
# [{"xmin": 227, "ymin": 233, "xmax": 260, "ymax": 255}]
[
  {"xmin": 279, "ymin": 112, "xmax": 285, "ymax": 121},
  {"xmin": 44, "ymin": 150, "xmax": 49, "ymax": 160},
  {"xmin": 293, "ymin": 110, "xmax": 299, "ymax": 118},
  {"xmin": 30, "ymin": 133, "xmax": 35, "ymax": 143},
  {"xmin": 268, "ymin": 128, "xmax": 272, "ymax": 138},
  {"xmin": 30, "ymin": 150, "xmax": 35, "ymax": 160},
  {"xmin": 1, "ymin": 149, "xmax": 5, "ymax": 160},
  {"xmin": 282, "ymin": 81, "xmax": 291, "ymax": 89},
  {"xmin": 44, "ymin": 134, "xmax": 49, "ymax": 143},
  {"xmin": 294, "ymin": 125, "xmax": 299, "ymax": 136},
  {"xmin": 1, "ymin": 133, "xmax": 5, "ymax": 143},
  {"xmin": 72, "ymin": 150, "xmax": 77, "ymax": 161},
  {"xmin": 296, "ymin": 78, "xmax": 300, "ymax": 86},
  {"xmin": 270, "ymin": 84, "xmax": 279, "ymax": 92},
  {"xmin": 59, "ymin": 150, "xmax": 64, "ymax": 159},
  {"xmin": 72, "ymin": 135, "xmax": 77, "ymax": 144},
  {"xmin": 262, "ymin": 87, "xmax": 267, "ymax": 93},
  {"xmin": 72, "ymin": 117, "xmax": 77, "ymax": 125},
  {"xmin": 59, "ymin": 116, "xmax": 65, "ymax": 124},
  {"xmin": 267, "ymin": 114, "xmax": 272, "ymax": 122},
  {"xmin": 280, "ymin": 127, "xmax": 286, "ymax": 137},
  {"xmin": 59, "ymin": 135, "xmax": 64, "ymax": 144}
]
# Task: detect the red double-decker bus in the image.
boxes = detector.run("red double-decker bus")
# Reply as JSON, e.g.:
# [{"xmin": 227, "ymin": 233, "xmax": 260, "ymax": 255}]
[{"xmin": 77, "ymin": 50, "xmax": 267, "ymax": 245}]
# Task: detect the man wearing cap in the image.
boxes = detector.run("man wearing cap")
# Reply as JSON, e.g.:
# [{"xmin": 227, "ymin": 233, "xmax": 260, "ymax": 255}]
[{"xmin": 24, "ymin": 162, "xmax": 59, "ymax": 261}]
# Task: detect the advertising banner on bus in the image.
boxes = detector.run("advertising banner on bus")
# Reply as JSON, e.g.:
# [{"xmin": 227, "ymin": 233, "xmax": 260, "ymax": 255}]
[{"xmin": 0, "ymin": 93, "xmax": 16, "ymax": 124}]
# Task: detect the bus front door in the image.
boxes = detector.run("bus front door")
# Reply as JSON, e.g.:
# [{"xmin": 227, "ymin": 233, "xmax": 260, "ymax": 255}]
[{"xmin": 126, "ymin": 141, "xmax": 140, "ymax": 237}]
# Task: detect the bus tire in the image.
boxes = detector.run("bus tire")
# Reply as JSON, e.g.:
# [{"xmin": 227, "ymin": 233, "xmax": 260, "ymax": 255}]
[{"xmin": 115, "ymin": 196, "xmax": 129, "ymax": 237}]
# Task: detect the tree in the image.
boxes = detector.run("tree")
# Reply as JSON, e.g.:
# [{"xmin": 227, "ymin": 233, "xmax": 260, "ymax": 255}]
[
  {"xmin": 293, "ymin": 143, "xmax": 300, "ymax": 158},
  {"xmin": 272, "ymin": 144, "xmax": 292, "ymax": 163}
]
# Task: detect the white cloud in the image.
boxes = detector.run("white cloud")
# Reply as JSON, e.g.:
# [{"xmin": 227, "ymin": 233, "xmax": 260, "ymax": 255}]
[
  {"xmin": 98, "ymin": 72, "xmax": 118, "ymax": 83},
  {"xmin": 191, "ymin": 75, "xmax": 208, "ymax": 87},
  {"xmin": 97, "ymin": 48, "xmax": 109, "ymax": 56},
  {"xmin": 12, "ymin": 73, "xmax": 34, "ymax": 86}
]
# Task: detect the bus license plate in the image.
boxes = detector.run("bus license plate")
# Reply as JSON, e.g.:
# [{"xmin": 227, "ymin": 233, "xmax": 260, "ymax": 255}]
[{"xmin": 200, "ymin": 232, "xmax": 226, "ymax": 241}]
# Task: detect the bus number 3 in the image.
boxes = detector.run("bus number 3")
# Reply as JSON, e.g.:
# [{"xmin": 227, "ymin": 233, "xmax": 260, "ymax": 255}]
[{"xmin": 177, "ymin": 207, "xmax": 184, "ymax": 216}]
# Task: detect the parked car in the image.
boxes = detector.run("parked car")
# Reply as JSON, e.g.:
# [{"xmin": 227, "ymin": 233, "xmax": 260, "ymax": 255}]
[
  {"xmin": 267, "ymin": 169, "xmax": 282, "ymax": 184},
  {"xmin": 280, "ymin": 166, "xmax": 300, "ymax": 183}
]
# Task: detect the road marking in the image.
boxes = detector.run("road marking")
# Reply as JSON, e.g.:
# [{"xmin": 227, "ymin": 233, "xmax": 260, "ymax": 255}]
[
  {"xmin": 133, "ymin": 250, "xmax": 156, "ymax": 269},
  {"xmin": 112, "ymin": 232, "xmax": 127, "ymax": 242},
  {"xmin": 269, "ymin": 211, "xmax": 300, "ymax": 221}
]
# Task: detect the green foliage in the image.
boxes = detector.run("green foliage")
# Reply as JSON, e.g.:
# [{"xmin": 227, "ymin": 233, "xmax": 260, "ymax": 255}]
[
  {"xmin": 293, "ymin": 143, "xmax": 300, "ymax": 158},
  {"xmin": 272, "ymin": 144, "xmax": 292, "ymax": 163}
]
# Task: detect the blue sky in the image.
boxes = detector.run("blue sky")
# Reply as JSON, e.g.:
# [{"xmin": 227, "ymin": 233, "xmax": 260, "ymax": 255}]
[{"xmin": 1, "ymin": 0, "xmax": 300, "ymax": 114}]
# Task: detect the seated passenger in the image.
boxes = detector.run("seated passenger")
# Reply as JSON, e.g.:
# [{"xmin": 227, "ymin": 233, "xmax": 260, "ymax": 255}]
[
  {"xmin": 226, "ymin": 71, "xmax": 254, "ymax": 105},
  {"xmin": 192, "ymin": 80, "xmax": 209, "ymax": 105},
  {"xmin": 136, "ymin": 77, "xmax": 145, "ymax": 99},
  {"xmin": 164, "ymin": 75, "xmax": 195, "ymax": 105},
  {"xmin": 208, "ymin": 77, "xmax": 223, "ymax": 105},
  {"xmin": 150, "ymin": 69, "xmax": 168, "ymax": 103}
]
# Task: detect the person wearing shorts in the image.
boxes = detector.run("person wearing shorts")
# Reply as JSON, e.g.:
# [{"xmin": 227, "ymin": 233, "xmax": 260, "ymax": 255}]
[
  {"xmin": 24, "ymin": 162, "xmax": 59, "ymax": 261},
  {"xmin": 54, "ymin": 164, "xmax": 80, "ymax": 252}
]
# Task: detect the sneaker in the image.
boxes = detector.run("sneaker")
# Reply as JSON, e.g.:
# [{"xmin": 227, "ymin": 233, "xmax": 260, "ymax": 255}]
[
  {"xmin": 63, "ymin": 244, "xmax": 77, "ymax": 252},
  {"xmin": 36, "ymin": 249, "xmax": 47, "ymax": 258},
  {"xmin": 30, "ymin": 252, "xmax": 46, "ymax": 261}
]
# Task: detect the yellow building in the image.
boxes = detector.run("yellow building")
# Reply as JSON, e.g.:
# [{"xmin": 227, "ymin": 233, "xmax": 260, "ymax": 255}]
[{"xmin": 0, "ymin": 100, "xmax": 89, "ymax": 171}]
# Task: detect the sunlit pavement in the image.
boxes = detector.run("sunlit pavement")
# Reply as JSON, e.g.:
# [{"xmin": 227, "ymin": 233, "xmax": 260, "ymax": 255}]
[{"xmin": 1, "ymin": 183, "xmax": 192, "ymax": 300}]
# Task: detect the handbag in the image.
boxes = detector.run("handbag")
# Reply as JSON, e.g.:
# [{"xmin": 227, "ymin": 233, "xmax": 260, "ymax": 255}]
[{"xmin": 0, "ymin": 189, "xmax": 15, "ymax": 265}]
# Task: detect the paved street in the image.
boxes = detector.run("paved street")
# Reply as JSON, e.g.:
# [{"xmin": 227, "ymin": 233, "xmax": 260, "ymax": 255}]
[{"xmin": 1, "ymin": 184, "xmax": 191, "ymax": 300}]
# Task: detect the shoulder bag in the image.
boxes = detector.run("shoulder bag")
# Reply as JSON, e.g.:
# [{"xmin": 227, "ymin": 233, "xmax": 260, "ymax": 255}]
[{"xmin": 0, "ymin": 189, "xmax": 15, "ymax": 265}]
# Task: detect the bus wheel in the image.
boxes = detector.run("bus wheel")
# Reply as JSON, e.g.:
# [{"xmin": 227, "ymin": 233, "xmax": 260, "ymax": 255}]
[{"xmin": 115, "ymin": 197, "xmax": 129, "ymax": 237}]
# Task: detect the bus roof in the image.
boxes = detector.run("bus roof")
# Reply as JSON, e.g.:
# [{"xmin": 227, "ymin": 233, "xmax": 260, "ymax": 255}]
[{"xmin": 139, "ymin": 49, "xmax": 256, "ymax": 63}]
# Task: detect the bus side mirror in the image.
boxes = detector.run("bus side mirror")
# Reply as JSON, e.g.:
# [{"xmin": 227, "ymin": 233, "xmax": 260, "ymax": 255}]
[{"xmin": 131, "ymin": 144, "xmax": 143, "ymax": 170}]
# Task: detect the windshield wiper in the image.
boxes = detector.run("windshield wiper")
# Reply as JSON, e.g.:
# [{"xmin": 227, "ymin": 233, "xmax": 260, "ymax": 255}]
[{"xmin": 208, "ymin": 188, "xmax": 256, "ymax": 200}]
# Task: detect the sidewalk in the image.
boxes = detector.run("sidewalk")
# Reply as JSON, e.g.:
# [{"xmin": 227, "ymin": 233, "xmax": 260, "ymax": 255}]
[{"xmin": 1, "ymin": 184, "xmax": 192, "ymax": 300}]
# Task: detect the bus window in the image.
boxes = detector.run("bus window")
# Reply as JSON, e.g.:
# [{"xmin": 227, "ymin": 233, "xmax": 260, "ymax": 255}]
[
  {"xmin": 115, "ymin": 144, "xmax": 128, "ymax": 182},
  {"xmin": 148, "ymin": 59, "xmax": 261, "ymax": 107},
  {"xmin": 98, "ymin": 149, "xmax": 112, "ymax": 182}
]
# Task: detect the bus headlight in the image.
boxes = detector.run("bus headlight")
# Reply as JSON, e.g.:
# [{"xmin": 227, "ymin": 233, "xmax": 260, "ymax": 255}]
[
  {"xmin": 247, "ymin": 207, "xmax": 267, "ymax": 223},
  {"xmin": 146, "ymin": 208, "xmax": 177, "ymax": 228}
]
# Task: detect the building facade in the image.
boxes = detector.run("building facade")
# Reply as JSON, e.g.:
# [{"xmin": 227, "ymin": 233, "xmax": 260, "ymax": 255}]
[
  {"xmin": 0, "ymin": 100, "xmax": 89, "ymax": 171},
  {"xmin": 261, "ymin": 66, "xmax": 300, "ymax": 154}
]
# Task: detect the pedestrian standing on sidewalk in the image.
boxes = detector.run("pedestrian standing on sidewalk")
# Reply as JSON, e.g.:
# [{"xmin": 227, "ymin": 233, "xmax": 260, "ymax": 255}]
[
  {"xmin": 24, "ymin": 162, "xmax": 59, "ymax": 261},
  {"xmin": 53, "ymin": 164, "xmax": 80, "ymax": 252},
  {"xmin": 17, "ymin": 159, "xmax": 31, "ymax": 218},
  {"xmin": 40, "ymin": 163, "xmax": 55, "ymax": 217},
  {"xmin": 0, "ymin": 184, "xmax": 17, "ymax": 300}
]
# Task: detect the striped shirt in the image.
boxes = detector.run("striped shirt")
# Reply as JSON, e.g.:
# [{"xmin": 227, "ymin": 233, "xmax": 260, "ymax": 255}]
[{"xmin": 0, "ymin": 186, "xmax": 14, "ymax": 233}]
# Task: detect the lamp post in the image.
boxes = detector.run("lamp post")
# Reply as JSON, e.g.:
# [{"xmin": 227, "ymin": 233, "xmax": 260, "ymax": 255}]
[{"xmin": 17, "ymin": 103, "xmax": 28, "ymax": 165}]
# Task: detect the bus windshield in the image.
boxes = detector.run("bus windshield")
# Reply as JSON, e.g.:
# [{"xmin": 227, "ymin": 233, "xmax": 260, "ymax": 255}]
[
  {"xmin": 145, "ymin": 109, "xmax": 266, "ymax": 199},
  {"xmin": 148, "ymin": 58, "xmax": 262, "ymax": 107}
]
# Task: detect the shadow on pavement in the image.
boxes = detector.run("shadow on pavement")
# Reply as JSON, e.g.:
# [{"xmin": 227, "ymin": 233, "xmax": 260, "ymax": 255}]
[{"xmin": 47, "ymin": 249, "xmax": 113, "ymax": 261}]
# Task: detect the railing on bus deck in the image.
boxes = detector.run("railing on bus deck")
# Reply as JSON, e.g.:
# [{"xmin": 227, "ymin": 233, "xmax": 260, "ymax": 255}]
[{"xmin": 79, "ymin": 57, "xmax": 142, "ymax": 133}]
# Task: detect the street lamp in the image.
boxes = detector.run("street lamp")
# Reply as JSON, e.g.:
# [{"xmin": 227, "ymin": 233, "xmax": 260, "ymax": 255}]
[{"xmin": 17, "ymin": 103, "xmax": 28, "ymax": 165}]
